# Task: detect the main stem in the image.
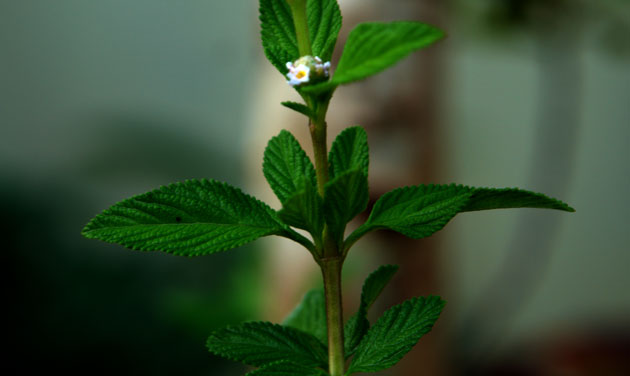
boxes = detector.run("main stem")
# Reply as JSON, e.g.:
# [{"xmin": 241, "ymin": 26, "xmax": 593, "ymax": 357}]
[
  {"xmin": 311, "ymin": 102, "xmax": 345, "ymax": 376},
  {"xmin": 322, "ymin": 257, "xmax": 345, "ymax": 376},
  {"xmin": 288, "ymin": 2, "xmax": 345, "ymax": 373}
]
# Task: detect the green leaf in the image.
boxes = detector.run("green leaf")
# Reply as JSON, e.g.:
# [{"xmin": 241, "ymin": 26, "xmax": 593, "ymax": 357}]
[
  {"xmin": 278, "ymin": 181, "xmax": 324, "ymax": 242},
  {"xmin": 356, "ymin": 184, "xmax": 471, "ymax": 241},
  {"xmin": 283, "ymin": 289, "xmax": 327, "ymax": 345},
  {"xmin": 263, "ymin": 130, "xmax": 317, "ymax": 204},
  {"xmin": 345, "ymin": 184, "xmax": 574, "ymax": 249},
  {"xmin": 461, "ymin": 187, "xmax": 576, "ymax": 212},
  {"xmin": 207, "ymin": 322, "xmax": 328, "ymax": 368},
  {"xmin": 323, "ymin": 170, "xmax": 369, "ymax": 244},
  {"xmin": 260, "ymin": 0, "xmax": 299, "ymax": 74},
  {"xmin": 343, "ymin": 314, "xmax": 369, "ymax": 359},
  {"xmin": 345, "ymin": 265, "xmax": 399, "ymax": 356},
  {"xmin": 247, "ymin": 361, "xmax": 328, "ymax": 376},
  {"xmin": 307, "ymin": 0, "xmax": 343, "ymax": 61},
  {"xmin": 329, "ymin": 126, "xmax": 369, "ymax": 180},
  {"xmin": 82, "ymin": 179, "xmax": 286, "ymax": 256},
  {"xmin": 260, "ymin": 0, "xmax": 342, "ymax": 75},
  {"xmin": 281, "ymin": 101, "xmax": 314, "ymax": 119},
  {"xmin": 358, "ymin": 264, "xmax": 400, "ymax": 311},
  {"xmin": 347, "ymin": 296, "xmax": 446, "ymax": 373},
  {"xmin": 332, "ymin": 21, "xmax": 445, "ymax": 86}
]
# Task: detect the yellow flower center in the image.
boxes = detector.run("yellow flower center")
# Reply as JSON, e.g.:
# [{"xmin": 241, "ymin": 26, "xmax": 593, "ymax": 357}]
[{"xmin": 296, "ymin": 70, "xmax": 307, "ymax": 79}]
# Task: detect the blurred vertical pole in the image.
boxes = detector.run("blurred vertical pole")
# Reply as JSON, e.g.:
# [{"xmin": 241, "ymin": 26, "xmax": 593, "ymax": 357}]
[{"xmin": 359, "ymin": 0, "xmax": 450, "ymax": 375}]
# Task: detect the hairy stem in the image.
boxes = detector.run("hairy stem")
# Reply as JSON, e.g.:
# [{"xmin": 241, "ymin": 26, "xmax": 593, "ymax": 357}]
[{"xmin": 322, "ymin": 257, "xmax": 345, "ymax": 376}]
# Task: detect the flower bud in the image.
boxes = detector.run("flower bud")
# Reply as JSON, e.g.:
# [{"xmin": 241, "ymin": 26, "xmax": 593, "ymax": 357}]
[{"xmin": 286, "ymin": 56, "xmax": 331, "ymax": 87}]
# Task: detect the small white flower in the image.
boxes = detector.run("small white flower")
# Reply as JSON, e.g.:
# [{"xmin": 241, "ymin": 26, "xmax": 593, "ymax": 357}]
[
  {"xmin": 286, "ymin": 62, "xmax": 311, "ymax": 87},
  {"xmin": 286, "ymin": 55, "xmax": 331, "ymax": 87}
]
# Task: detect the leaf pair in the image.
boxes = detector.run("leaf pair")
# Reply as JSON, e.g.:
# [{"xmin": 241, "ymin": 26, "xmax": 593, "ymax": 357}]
[
  {"xmin": 263, "ymin": 127, "xmax": 370, "ymax": 249},
  {"xmin": 260, "ymin": 0, "xmax": 342, "ymax": 74},
  {"xmin": 343, "ymin": 265, "xmax": 445, "ymax": 373},
  {"xmin": 279, "ymin": 265, "xmax": 446, "ymax": 374},
  {"xmin": 263, "ymin": 130, "xmax": 323, "ymax": 246}
]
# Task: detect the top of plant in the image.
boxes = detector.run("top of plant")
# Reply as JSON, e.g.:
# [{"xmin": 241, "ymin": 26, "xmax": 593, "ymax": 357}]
[{"xmin": 260, "ymin": 0, "xmax": 445, "ymax": 95}]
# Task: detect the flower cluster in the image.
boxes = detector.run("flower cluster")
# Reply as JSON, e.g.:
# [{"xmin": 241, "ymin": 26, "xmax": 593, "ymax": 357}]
[{"xmin": 286, "ymin": 56, "xmax": 331, "ymax": 87}]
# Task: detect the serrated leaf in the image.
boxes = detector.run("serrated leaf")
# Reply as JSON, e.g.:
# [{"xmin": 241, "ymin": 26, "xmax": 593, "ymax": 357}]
[
  {"xmin": 283, "ymin": 289, "xmax": 327, "ymax": 345},
  {"xmin": 247, "ymin": 361, "xmax": 328, "ymax": 376},
  {"xmin": 347, "ymin": 296, "xmax": 446, "ymax": 373},
  {"xmin": 207, "ymin": 322, "xmax": 328, "ymax": 368},
  {"xmin": 281, "ymin": 101, "xmax": 314, "ymax": 119},
  {"xmin": 332, "ymin": 21, "xmax": 445, "ymax": 86},
  {"xmin": 260, "ymin": 0, "xmax": 300, "ymax": 74},
  {"xmin": 278, "ymin": 181, "xmax": 324, "ymax": 242},
  {"xmin": 358, "ymin": 184, "xmax": 472, "ymax": 240},
  {"xmin": 345, "ymin": 265, "xmax": 399, "ymax": 356},
  {"xmin": 307, "ymin": 0, "xmax": 342, "ymax": 61},
  {"xmin": 329, "ymin": 126, "xmax": 369, "ymax": 180},
  {"xmin": 263, "ymin": 130, "xmax": 317, "ymax": 204},
  {"xmin": 82, "ymin": 179, "xmax": 286, "ymax": 256},
  {"xmin": 345, "ymin": 184, "xmax": 574, "ymax": 248},
  {"xmin": 323, "ymin": 170, "xmax": 369, "ymax": 244}
]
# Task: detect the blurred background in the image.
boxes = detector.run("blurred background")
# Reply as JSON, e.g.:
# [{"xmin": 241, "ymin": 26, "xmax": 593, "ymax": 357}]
[{"xmin": 2, "ymin": 0, "xmax": 629, "ymax": 375}]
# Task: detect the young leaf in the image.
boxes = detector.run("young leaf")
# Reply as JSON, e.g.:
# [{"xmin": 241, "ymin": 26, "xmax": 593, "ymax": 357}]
[
  {"xmin": 329, "ymin": 126, "xmax": 369, "ymax": 180},
  {"xmin": 283, "ymin": 289, "xmax": 327, "ymax": 345},
  {"xmin": 260, "ymin": 0, "xmax": 342, "ymax": 75},
  {"xmin": 278, "ymin": 181, "xmax": 324, "ymax": 242},
  {"xmin": 281, "ymin": 101, "xmax": 314, "ymax": 119},
  {"xmin": 345, "ymin": 184, "xmax": 575, "ymax": 249},
  {"xmin": 323, "ymin": 169, "xmax": 369, "ymax": 244},
  {"xmin": 82, "ymin": 179, "xmax": 287, "ymax": 256},
  {"xmin": 260, "ymin": 0, "xmax": 299, "ymax": 74},
  {"xmin": 358, "ymin": 264, "xmax": 400, "ymax": 311},
  {"xmin": 345, "ymin": 264, "xmax": 399, "ymax": 356},
  {"xmin": 247, "ymin": 360, "xmax": 328, "ymax": 376},
  {"xmin": 263, "ymin": 130, "xmax": 317, "ymax": 204},
  {"xmin": 347, "ymin": 296, "xmax": 446, "ymax": 373},
  {"xmin": 333, "ymin": 21, "xmax": 445, "ymax": 86},
  {"xmin": 307, "ymin": 0, "xmax": 343, "ymax": 61},
  {"xmin": 207, "ymin": 322, "xmax": 328, "ymax": 368}
]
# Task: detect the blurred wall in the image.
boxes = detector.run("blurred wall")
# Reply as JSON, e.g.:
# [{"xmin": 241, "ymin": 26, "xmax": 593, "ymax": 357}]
[{"xmin": 1, "ymin": 1, "xmax": 260, "ymax": 374}]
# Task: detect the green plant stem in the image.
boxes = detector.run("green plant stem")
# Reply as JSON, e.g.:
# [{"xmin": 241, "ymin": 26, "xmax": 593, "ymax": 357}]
[
  {"xmin": 286, "ymin": 1, "xmax": 345, "ymax": 373},
  {"xmin": 322, "ymin": 257, "xmax": 345, "ymax": 376},
  {"xmin": 309, "ymin": 107, "xmax": 329, "ymax": 197},
  {"xmin": 310, "ymin": 92, "xmax": 345, "ymax": 374},
  {"xmin": 287, "ymin": 0, "xmax": 312, "ymax": 57}
]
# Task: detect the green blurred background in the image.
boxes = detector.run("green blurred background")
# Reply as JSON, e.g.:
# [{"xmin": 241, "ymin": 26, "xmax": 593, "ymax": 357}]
[{"xmin": 2, "ymin": 0, "xmax": 628, "ymax": 375}]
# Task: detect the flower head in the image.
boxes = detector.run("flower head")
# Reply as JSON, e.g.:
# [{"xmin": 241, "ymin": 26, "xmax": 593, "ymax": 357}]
[{"xmin": 286, "ymin": 56, "xmax": 331, "ymax": 87}]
